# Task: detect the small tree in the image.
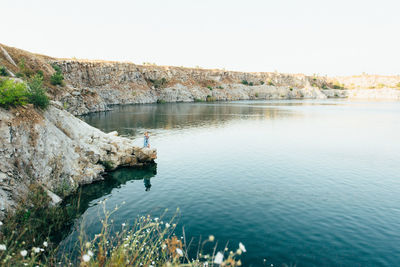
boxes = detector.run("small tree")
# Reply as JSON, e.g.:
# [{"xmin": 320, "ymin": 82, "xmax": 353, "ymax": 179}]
[
  {"xmin": 0, "ymin": 78, "xmax": 28, "ymax": 108},
  {"xmin": 28, "ymin": 74, "xmax": 49, "ymax": 109},
  {"xmin": 50, "ymin": 64, "xmax": 64, "ymax": 86}
]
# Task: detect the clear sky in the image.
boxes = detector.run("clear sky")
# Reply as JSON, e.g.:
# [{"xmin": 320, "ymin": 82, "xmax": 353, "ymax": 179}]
[{"xmin": 2, "ymin": 0, "xmax": 399, "ymax": 76}]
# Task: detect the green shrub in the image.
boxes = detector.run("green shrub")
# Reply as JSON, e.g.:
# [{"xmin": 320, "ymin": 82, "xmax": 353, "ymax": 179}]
[
  {"xmin": 27, "ymin": 74, "xmax": 49, "ymax": 109},
  {"xmin": 36, "ymin": 70, "xmax": 44, "ymax": 78},
  {"xmin": 249, "ymin": 82, "xmax": 254, "ymax": 86},
  {"xmin": 333, "ymin": 83, "xmax": 344, "ymax": 89},
  {"xmin": 149, "ymin": 77, "xmax": 167, "ymax": 89},
  {"xmin": 260, "ymin": 81, "xmax": 264, "ymax": 85},
  {"xmin": 51, "ymin": 64, "xmax": 62, "ymax": 73},
  {"xmin": 15, "ymin": 72, "xmax": 24, "ymax": 78},
  {"xmin": 217, "ymin": 85, "xmax": 224, "ymax": 89},
  {"xmin": 207, "ymin": 86, "xmax": 213, "ymax": 90},
  {"xmin": 100, "ymin": 160, "xmax": 114, "ymax": 171},
  {"xmin": 0, "ymin": 66, "xmax": 9, "ymax": 76},
  {"xmin": 289, "ymin": 87, "xmax": 293, "ymax": 91},
  {"xmin": 156, "ymin": 99, "xmax": 166, "ymax": 104},
  {"xmin": 322, "ymin": 84, "xmax": 328, "ymax": 90},
  {"xmin": 194, "ymin": 98, "xmax": 205, "ymax": 102},
  {"xmin": 50, "ymin": 68, "xmax": 64, "ymax": 85},
  {"xmin": 206, "ymin": 95, "xmax": 216, "ymax": 102},
  {"xmin": 268, "ymin": 81, "xmax": 274, "ymax": 86},
  {"xmin": 255, "ymin": 93, "xmax": 259, "ymax": 97},
  {"xmin": 241, "ymin": 80, "xmax": 248, "ymax": 85},
  {"xmin": 0, "ymin": 78, "xmax": 28, "ymax": 108}
]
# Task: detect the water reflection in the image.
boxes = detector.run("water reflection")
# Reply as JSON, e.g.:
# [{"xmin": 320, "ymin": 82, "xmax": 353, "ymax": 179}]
[
  {"xmin": 57, "ymin": 164, "xmax": 157, "ymax": 241},
  {"xmin": 81, "ymin": 102, "xmax": 302, "ymax": 136}
]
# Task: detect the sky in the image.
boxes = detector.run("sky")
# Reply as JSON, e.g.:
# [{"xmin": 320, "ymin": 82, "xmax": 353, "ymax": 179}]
[{"xmin": 2, "ymin": 0, "xmax": 400, "ymax": 76}]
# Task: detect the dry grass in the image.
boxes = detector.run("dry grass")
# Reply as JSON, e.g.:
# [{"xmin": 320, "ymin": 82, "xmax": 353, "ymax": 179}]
[{"xmin": 0, "ymin": 193, "xmax": 246, "ymax": 267}]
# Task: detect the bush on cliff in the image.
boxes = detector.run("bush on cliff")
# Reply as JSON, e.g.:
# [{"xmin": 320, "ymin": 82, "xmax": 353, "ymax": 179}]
[
  {"xmin": 50, "ymin": 64, "xmax": 64, "ymax": 86},
  {"xmin": 0, "ymin": 78, "xmax": 28, "ymax": 108},
  {"xmin": 27, "ymin": 74, "xmax": 49, "ymax": 109},
  {"xmin": 0, "ymin": 66, "xmax": 9, "ymax": 77},
  {"xmin": 149, "ymin": 77, "xmax": 167, "ymax": 89}
]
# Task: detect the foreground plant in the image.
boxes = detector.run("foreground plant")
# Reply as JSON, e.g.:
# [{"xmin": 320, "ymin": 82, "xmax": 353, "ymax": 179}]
[{"xmin": 0, "ymin": 196, "xmax": 246, "ymax": 266}]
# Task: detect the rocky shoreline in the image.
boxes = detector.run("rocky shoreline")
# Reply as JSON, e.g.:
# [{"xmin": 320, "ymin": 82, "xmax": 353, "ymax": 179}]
[{"xmin": 0, "ymin": 102, "xmax": 156, "ymax": 218}]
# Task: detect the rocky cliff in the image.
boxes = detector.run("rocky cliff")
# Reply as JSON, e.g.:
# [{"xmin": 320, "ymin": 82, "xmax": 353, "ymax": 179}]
[
  {"xmin": 0, "ymin": 103, "xmax": 156, "ymax": 217},
  {"xmin": 54, "ymin": 60, "xmax": 331, "ymax": 115},
  {"xmin": 1, "ymin": 44, "xmax": 399, "ymax": 116}
]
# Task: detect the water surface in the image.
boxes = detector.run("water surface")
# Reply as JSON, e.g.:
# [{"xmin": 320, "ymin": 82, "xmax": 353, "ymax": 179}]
[{"xmin": 63, "ymin": 100, "xmax": 400, "ymax": 266}]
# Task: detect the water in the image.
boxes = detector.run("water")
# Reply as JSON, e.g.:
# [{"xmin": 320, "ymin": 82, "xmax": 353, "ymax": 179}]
[{"xmin": 62, "ymin": 100, "xmax": 400, "ymax": 266}]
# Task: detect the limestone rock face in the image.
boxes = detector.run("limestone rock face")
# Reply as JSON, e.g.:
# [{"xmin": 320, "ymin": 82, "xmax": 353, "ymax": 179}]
[
  {"xmin": 0, "ymin": 103, "xmax": 156, "ymax": 217},
  {"xmin": 52, "ymin": 60, "xmax": 331, "ymax": 115}
]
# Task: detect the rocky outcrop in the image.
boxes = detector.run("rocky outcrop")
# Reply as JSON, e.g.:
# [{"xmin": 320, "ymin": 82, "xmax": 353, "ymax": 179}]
[
  {"xmin": 53, "ymin": 60, "xmax": 330, "ymax": 115},
  {"xmin": 0, "ymin": 103, "xmax": 156, "ymax": 217}
]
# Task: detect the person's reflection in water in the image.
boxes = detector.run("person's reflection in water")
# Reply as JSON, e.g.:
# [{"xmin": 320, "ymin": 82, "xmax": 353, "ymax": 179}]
[{"xmin": 144, "ymin": 177, "xmax": 151, "ymax": 191}]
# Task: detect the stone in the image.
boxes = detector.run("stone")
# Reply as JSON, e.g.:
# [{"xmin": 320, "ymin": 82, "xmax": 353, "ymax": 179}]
[
  {"xmin": 0, "ymin": 103, "xmax": 157, "ymax": 217},
  {"xmin": 46, "ymin": 189, "xmax": 62, "ymax": 206}
]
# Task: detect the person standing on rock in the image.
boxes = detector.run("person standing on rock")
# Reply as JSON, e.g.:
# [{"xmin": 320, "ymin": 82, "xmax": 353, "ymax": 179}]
[{"xmin": 143, "ymin": 131, "xmax": 150, "ymax": 148}]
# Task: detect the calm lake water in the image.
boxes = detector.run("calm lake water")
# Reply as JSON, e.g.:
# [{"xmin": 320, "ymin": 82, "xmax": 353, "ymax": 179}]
[{"xmin": 61, "ymin": 100, "xmax": 400, "ymax": 266}]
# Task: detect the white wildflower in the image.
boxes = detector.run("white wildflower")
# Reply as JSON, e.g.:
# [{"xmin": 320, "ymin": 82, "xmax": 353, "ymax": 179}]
[
  {"xmin": 165, "ymin": 223, "xmax": 170, "ymax": 228},
  {"xmin": 236, "ymin": 249, "xmax": 242, "ymax": 255},
  {"xmin": 20, "ymin": 250, "xmax": 28, "ymax": 257},
  {"xmin": 239, "ymin": 242, "xmax": 246, "ymax": 253},
  {"xmin": 176, "ymin": 248, "xmax": 183, "ymax": 256},
  {"xmin": 162, "ymin": 243, "xmax": 167, "ymax": 250},
  {"xmin": 208, "ymin": 235, "xmax": 215, "ymax": 242},
  {"xmin": 0, "ymin": 221, "xmax": 3, "ymax": 226},
  {"xmin": 214, "ymin": 251, "xmax": 224, "ymax": 264},
  {"xmin": 82, "ymin": 254, "xmax": 91, "ymax": 262},
  {"xmin": 0, "ymin": 244, "xmax": 6, "ymax": 251},
  {"xmin": 33, "ymin": 247, "xmax": 40, "ymax": 253},
  {"xmin": 88, "ymin": 250, "xmax": 94, "ymax": 257},
  {"xmin": 122, "ymin": 223, "xmax": 126, "ymax": 227},
  {"xmin": 154, "ymin": 217, "xmax": 159, "ymax": 222},
  {"xmin": 43, "ymin": 241, "xmax": 48, "ymax": 247}
]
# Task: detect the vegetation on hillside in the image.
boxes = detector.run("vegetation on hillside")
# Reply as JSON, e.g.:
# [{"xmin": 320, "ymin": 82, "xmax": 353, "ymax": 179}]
[
  {"xmin": 0, "ymin": 77, "xmax": 49, "ymax": 109},
  {"xmin": 28, "ymin": 75, "xmax": 49, "ymax": 109},
  {"xmin": 50, "ymin": 64, "xmax": 64, "ymax": 86},
  {"xmin": 0, "ymin": 66, "xmax": 9, "ymax": 76},
  {"xmin": 0, "ymin": 78, "xmax": 28, "ymax": 108},
  {"xmin": 148, "ymin": 78, "xmax": 168, "ymax": 89}
]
